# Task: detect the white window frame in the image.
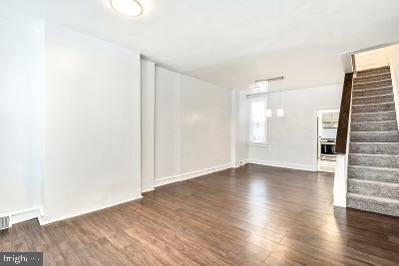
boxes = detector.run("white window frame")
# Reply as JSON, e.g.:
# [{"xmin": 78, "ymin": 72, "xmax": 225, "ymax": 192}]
[{"xmin": 247, "ymin": 94, "xmax": 268, "ymax": 146}]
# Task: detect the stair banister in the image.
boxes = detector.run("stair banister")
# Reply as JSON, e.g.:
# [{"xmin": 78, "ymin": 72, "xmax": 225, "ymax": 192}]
[{"xmin": 333, "ymin": 72, "xmax": 354, "ymax": 207}]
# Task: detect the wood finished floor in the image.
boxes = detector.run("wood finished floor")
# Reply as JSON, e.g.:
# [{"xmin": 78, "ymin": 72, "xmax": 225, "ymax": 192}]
[{"xmin": 1, "ymin": 164, "xmax": 399, "ymax": 265}]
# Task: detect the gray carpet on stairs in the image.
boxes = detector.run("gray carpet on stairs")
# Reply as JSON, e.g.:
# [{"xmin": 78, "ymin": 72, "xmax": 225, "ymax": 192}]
[
  {"xmin": 351, "ymin": 110, "xmax": 396, "ymax": 122},
  {"xmin": 350, "ymin": 142, "xmax": 399, "ymax": 155},
  {"xmin": 352, "ymin": 102, "xmax": 395, "ymax": 113},
  {"xmin": 352, "ymin": 86, "xmax": 393, "ymax": 97},
  {"xmin": 350, "ymin": 130, "xmax": 399, "ymax": 142},
  {"xmin": 347, "ymin": 66, "xmax": 399, "ymax": 217}
]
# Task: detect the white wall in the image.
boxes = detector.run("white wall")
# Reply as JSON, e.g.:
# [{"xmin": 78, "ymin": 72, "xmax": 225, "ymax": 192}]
[
  {"xmin": 1, "ymin": 19, "xmax": 233, "ymax": 224},
  {"xmin": 389, "ymin": 45, "xmax": 399, "ymax": 84},
  {"xmin": 0, "ymin": 11, "xmax": 235, "ymax": 227},
  {"xmin": 155, "ymin": 67, "xmax": 181, "ymax": 181},
  {"xmin": 42, "ymin": 23, "xmax": 142, "ymax": 224},
  {"xmin": 243, "ymin": 84, "xmax": 343, "ymax": 171},
  {"xmin": 0, "ymin": 17, "xmax": 44, "ymax": 220},
  {"xmin": 355, "ymin": 48, "xmax": 390, "ymax": 71},
  {"xmin": 231, "ymin": 89, "xmax": 249, "ymax": 167},
  {"xmin": 179, "ymin": 74, "xmax": 231, "ymax": 172},
  {"xmin": 155, "ymin": 66, "xmax": 232, "ymax": 186},
  {"xmin": 141, "ymin": 60, "xmax": 155, "ymax": 192},
  {"xmin": 388, "ymin": 44, "xmax": 399, "ymax": 129}
]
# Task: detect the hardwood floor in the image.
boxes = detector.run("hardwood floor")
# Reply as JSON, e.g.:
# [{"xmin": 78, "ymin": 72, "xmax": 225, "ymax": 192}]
[{"xmin": 1, "ymin": 164, "xmax": 399, "ymax": 265}]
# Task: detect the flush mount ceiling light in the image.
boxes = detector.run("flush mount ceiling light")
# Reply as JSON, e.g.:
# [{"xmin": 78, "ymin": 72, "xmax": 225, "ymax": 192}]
[{"xmin": 110, "ymin": 0, "xmax": 143, "ymax": 17}]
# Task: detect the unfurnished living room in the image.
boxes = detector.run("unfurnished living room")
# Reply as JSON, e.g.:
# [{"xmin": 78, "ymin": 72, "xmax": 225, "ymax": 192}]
[{"xmin": 1, "ymin": 0, "xmax": 399, "ymax": 265}]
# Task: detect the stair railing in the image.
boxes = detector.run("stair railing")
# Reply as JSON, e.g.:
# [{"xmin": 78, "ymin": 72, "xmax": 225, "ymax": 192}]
[
  {"xmin": 333, "ymin": 71, "xmax": 354, "ymax": 207},
  {"xmin": 335, "ymin": 73, "xmax": 354, "ymax": 154}
]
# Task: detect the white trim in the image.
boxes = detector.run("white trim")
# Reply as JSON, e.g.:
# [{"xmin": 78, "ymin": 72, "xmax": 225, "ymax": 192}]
[
  {"xmin": 155, "ymin": 163, "xmax": 233, "ymax": 187},
  {"xmin": 231, "ymin": 89, "xmax": 237, "ymax": 167},
  {"xmin": 230, "ymin": 159, "xmax": 249, "ymax": 168},
  {"xmin": 155, "ymin": 174, "xmax": 181, "ymax": 187},
  {"xmin": 333, "ymin": 154, "xmax": 348, "ymax": 208},
  {"xmin": 142, "ymin": 188, "xmax": 155, "ymax": 193},
  {"xmin": 333, "ymin": 193, "xmax": 347, "ymax": 208},
  {"xmin": 39, "ymin": 196, "xmax": 143, "ymax": 226},
  {"xmin": 234, "ymin": 159, "xmax": 249, "ymax": 168},
  {"xmin": 8, "ymin": 207, "xmax": 41, "ymax": 226},
  {"xmin": 247, "ymin": 159, "xmax": 316, "ymax": 172},
  {"xmin": 248, "ymin": 143, "xmax": 268, "ymax": 148}
]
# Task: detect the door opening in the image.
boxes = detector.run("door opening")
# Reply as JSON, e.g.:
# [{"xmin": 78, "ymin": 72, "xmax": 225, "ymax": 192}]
[{"xmin": 317, "ymin": 110, "xmax": 339, "ymax": 172}]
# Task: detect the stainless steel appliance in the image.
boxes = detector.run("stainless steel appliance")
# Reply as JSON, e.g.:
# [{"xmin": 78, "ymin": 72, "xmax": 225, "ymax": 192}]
[{"xmin": 320, "ymin": 137, "xmax": 336, "ymax": 161}]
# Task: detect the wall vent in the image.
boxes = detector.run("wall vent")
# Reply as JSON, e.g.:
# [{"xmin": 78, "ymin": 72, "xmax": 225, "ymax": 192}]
[{"xmin": 0, "ymin": 216, "xmax": 10, "ymax": 230}]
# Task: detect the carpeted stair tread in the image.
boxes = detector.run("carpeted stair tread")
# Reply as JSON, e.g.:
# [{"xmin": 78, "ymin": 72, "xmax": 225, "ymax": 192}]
[
  {"xmin": 347, "ymin": 192, "xmax": 399, "ymax": 217},
  {"xmin": 352, "ymin": 94, "xmax": 394, "ymax": 105},
  {"xmin": 352, "ymin": 86, "xmax": 393, "ymax": 97},
  {"xmin": 351, "ymin": 111, "xmax": 396, "ymax": 122},
  {"xmin": 350, "ymin": 130, "xmax": 399, "ymax": 142},
  {"xmin": 352, "ymin": 102, "xmax": 395, "ymax": 113},
  {"xmin": 351, "ymin": 120, "xmax": 397, "ymax": 131},
  {"xmin": 353, "ymin": 73, "xmax": 391, "ymax": 84},
  {"xmin": 354, "ymin": 79, "xmax": 392, "ymax": 86},
  {"xmin": 352, "ymin": 93, "xmax": 393, "ymax": 99},
  {"xmin": 348, "ymin": 165, "xmax": 399, "ymax": 183},
  {"xmin": 353, "ymin": 80, "xmax": 392, "ymax": 90},
  {"xmin": 349, "ymin": 153, "xmax": 399, "ymax": 168},
  {"xmin": 348, "ymin": 179, "xmax": 399, "ymax": 199},
  {"xmin": 350, "ymin": 142, "xmax": 399, "ymax": 155},
  {"xmin": 356, "ymin": 66, "xmax": 391, "ymax": 78}
]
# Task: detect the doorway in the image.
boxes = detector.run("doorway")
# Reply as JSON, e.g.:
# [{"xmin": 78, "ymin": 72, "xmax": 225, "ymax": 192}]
[{"xmin": 317, "ymin": 110, "xmax": 339, "ymax": 172}]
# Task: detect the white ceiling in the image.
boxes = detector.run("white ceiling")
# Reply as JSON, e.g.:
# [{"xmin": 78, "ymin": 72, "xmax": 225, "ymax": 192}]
[{"xmin": 2, "ymin": 0, "xmax": 399, "ymax": 89}]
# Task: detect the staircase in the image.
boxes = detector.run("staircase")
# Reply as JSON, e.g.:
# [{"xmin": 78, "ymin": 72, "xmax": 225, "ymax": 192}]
[{"xmin": 347, "ymin": 66, "xmax": 399, "ymax": 217}]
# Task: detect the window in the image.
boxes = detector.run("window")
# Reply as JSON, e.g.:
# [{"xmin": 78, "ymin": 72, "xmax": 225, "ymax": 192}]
[{"xmin": 249, "ymin": 97, "xmax": 267, "ymax": 144}]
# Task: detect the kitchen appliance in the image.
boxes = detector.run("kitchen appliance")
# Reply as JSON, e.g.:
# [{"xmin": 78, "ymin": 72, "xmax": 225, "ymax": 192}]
[{"xmin": 320, "ymin": 137, "xmax": 336, "ymax": 161}]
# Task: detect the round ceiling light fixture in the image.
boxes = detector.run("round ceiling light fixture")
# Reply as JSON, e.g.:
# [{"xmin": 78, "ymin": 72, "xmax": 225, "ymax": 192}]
[{"xmin": 110, "ymin": 0, "xmax": 143, "ymax": 17}]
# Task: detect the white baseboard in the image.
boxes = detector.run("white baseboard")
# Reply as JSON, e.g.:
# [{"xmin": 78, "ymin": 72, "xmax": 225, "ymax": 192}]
[
  {"xmin": 333, "ymin": 193, "xmax": 347, "ymax": 208},
  {"xmin": 39, "ymin": 195, "xmax": 143, "ymax": 226},
  {"xmin": 231, "ymin": 160, "xmax": 249, "ymax": 168},
  {"xmin": 248, "ymin": 159, "xmax": 316, "ymax": 172},
  {"xmin": 9, "ymin": 207, "xmax": 41, "ymax": 226},
  {"xmin": 155, "ymin": 162, "xmax": 233, "ymax": 187},
  {"xmin": 142, "ymin": 187, "xmax": 155, "ymax": 193},
  {"xmin": 154, "ymin": 159, "xmax": 314, "ymax": 188}
]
